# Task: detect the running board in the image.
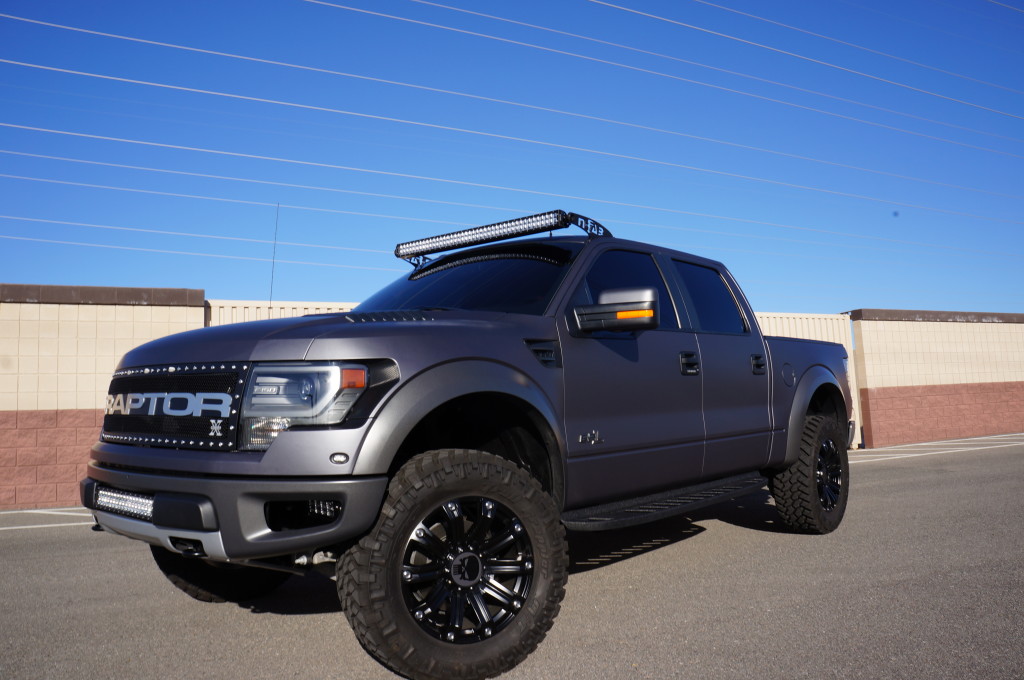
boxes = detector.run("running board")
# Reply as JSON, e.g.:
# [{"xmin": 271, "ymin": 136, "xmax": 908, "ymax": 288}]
[{"xmin": 562, "ymin": 473, "xmax": 767, "ymax": 532}]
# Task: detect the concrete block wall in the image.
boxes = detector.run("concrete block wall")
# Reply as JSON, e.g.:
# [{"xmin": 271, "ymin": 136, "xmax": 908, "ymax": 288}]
[
  {"xmin": 852, "ymin": 310, "xmax": 1024, "ymax": 448},
  {"xmin": 0, "ymin": 287, "xmax": 359, "ymax": 510},
  {"xmin": 1, "ymin": 285, "xmax": 206, "ymax": 509},
  {"xmin": 755, "ymin": 312, "xmax": 861, "ymax": 448},
  {"xmin": 206, "ymin": 299, "xmax": 356, "ymax": 326}
]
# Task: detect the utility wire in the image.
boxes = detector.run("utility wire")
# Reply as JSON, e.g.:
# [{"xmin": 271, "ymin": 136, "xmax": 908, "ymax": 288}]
[
  {"xmin": 0, "ymin": 150, "xmax": 524, "ymax": 213},
  {"xmin": 402, "ymin": 2, "xmax": 1024, "ymax": 140},
  {"xmin": 0, "ymin": 214, "xmax": 392, "ymax": 253},
  {"xmin": 2, "ymin": 153, "xmax": 1022, "ymax": 260},
  {"xmin": 985, "ymin": 0, "xmax": 1024, "ymax": 14},
  {"xmin": 3, "ymin": 62, "xmax": 1022, "ymax": 224},
  {"xmin": 2, "ymin": 13, "xmax": 1020, "ymax": 196},
  {"xmin": 0, "ymin": 172, "xmax": 475, "ymax": 227},
  {"xmin": 689, "ymin": 0, "xmax": 1024, "ymax": 96},
  {"xmin": 0, "ymin": 234, "xmax": 404, "ymax": 271},
  {"xmin": 6, "ymin": 122, "xmax": 1020, "ymax": 247},
  {"xmin": 837, "ymin": 0, "xmax": 1024, "ymax": 57},
  {"xmin": 0, "ymin": 212, "xmax": 1015, "ymax": 274},
  {"xmin": 294, "ymin": 4, "xmax": 1024, "ymax": 158},
  {"xmin": 4, "ymin": 122, "xmax": 1021, "ymax": 246},
  {"xmin": 2, "ymin": 175, "xmax": 1007, "ymax": 260},
  {"xmin": 586, "ymin": 0, "xmax": 1024, "ymax": 120}
]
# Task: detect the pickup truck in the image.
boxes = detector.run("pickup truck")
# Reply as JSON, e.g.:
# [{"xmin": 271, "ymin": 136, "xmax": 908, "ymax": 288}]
[{"xmin": 83, "ymin": 210, "xmax": 853, "ymax": 680}]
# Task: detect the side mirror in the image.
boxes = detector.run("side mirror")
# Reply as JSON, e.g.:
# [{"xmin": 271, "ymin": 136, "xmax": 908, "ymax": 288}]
[{"xmin": 574, "ymin": 287, "xmax": 659, "ymax": 333}]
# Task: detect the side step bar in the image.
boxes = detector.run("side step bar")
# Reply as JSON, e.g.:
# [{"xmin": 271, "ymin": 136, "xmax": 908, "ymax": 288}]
[{"xmin": 562, "ymin": 473, "xmax": 767, "ymax": 532}]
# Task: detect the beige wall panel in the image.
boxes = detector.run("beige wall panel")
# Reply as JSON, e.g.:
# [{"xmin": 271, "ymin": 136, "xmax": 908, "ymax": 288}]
[{"xmin": 206, "ymin": 300, "xmax": 357, "ymax": 327}]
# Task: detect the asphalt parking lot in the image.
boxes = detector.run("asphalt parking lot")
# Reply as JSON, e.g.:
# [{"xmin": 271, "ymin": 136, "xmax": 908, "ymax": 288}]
[{"xmin": 2, "ymin": 433, "xmax": 1023, "ymax": 679}]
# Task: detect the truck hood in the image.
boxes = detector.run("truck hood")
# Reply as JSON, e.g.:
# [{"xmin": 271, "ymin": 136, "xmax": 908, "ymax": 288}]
[{"xmin": 116, "ymin": 310, "xmax": 558, "ymax": 369}]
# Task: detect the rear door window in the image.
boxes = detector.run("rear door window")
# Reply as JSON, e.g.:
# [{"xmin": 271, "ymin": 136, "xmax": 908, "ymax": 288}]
[{"xmin": 672, "ymin": 261, "xmax": 747, "ymax": 334}]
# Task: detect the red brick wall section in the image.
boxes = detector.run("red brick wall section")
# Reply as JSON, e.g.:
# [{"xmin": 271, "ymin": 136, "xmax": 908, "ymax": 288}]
[
  {"xmin": 0, "ymin": 409, "xmax": 102, "ymax": 510},
  {"xmin": 860, "ymin": 382, "xmax": 1024, "ymax": 449}
]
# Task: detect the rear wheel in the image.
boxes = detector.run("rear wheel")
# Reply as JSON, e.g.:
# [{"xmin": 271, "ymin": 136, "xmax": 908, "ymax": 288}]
[
  {"xmin": 771, "ymin": 415, "xmax": 849, "ymax": 534},
  {"xmin": 150, "ymin": 545, "xmax": 291, "ymax": 603},
  {"xmin": 338, "ymin": 449, "xmax": 568, "ymax": 680}
]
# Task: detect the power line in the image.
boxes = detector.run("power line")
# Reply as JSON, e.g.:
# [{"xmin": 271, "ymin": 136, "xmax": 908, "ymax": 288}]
[
  {"xmin": 295, "ymin": 3, "xmax": 1024, "ymax": 158},
  {"xmin": 3, "ymin": 62, "xmax": 1022, "ymax": 225},
  {"xmin": 2, "ymin": 146, "xmax": 1022, "ymax": 260},
  {"xmin": 0, "ymin": 149, "xmax": 527, "ymax": 213},
  {"xmin": 0, "ymin": 214, "xmax": 392, "ymax": 253},
  {"xmin": 0, "ymin": 172, "xmax": 477, "ymax": 227},
  {"xmin": 0, "ymin": 234, "xmax": 404, "ymax": 271},
  {"xmin": 3, "ymin": 13, "xmax": 1020, "ymax": 197},
  {"xmin": 586, "ymin": 0, "xmax": 1024, "ymax": 121},
  {"xmin": 6, "ymin": 174, "xmax": 1007, "ymax": 261},
  {"xmin": 985, "ymin": 0, "xmax": 1024, "ymax": 14},
  {"xmin": 836, "ymin": 0, "xmax": 1024, "ymax": 57},
  {"xmin": 689, "ymin": 0, "xmax": 1024, "ymax": 96},
  {"xmin": 401, "ymin": 2, "xmax": 1024, "ymax": 142}
]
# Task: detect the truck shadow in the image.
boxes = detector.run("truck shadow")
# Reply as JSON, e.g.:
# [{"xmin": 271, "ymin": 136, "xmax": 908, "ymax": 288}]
[
  {"xmin": 241, "ymin": 571, "xmax": 342, "ymax": 615},
  {"xmin": 567, "ymin": 518, "xmax": 705, "ymax": 574},
  {"xmin": 683, "ymin": 488, "xmax": 794, "ymax": 535},
  {"xmin": 239, "ymin": 490, "xmax": 791, "ymax": 614},
  {"xmin": 568, "ymin": 488, "xmax": 794, "ymax": 574}
]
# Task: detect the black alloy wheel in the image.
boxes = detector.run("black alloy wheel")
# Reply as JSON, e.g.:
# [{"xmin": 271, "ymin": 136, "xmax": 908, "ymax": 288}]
[
  {"xmin": 338, "ymin": 449, "xmax": 568, "ymax": 680},
  {"xmin": 401, "ymin": 496, "xmax": 534, "ymax": 643},
  {"xmin": 770, "ymin": 415, "xmax": 850, "ymax": 534},
  {"xmin": 816, "ymin": 436, "xmax": 844, "ymax": 511}
]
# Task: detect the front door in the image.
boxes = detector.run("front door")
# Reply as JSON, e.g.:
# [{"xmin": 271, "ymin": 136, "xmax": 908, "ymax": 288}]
[{"xmin": 559, "ymin": 248, "xmax": 705, "ymax": 509}]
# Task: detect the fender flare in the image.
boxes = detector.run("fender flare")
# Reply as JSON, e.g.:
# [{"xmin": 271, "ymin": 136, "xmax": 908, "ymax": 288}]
[
  {"xmin": 352, "ymin": 360, "xmax": 565, "ymax": 479},
  {"xmin": 780, "ymin": 364, "xmax": 848, "ymax": 468}
]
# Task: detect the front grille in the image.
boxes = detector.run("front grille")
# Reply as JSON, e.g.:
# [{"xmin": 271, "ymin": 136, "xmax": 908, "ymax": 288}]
[{"xmin": 101, "ymin": 363, "xmax": 250, "ymax": 451}]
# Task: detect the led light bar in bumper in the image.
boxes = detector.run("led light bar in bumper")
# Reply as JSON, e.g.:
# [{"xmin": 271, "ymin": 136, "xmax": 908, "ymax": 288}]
[
  {"xmin": 394, "ymin": 210, "xmax": 610, "ymax": 264},
  {"xmin": 95, "ymin": 486, "xmax": 155, "ymax": 521}
]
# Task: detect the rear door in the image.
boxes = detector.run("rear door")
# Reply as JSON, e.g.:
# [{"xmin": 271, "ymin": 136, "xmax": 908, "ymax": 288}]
[
  {"xmin": 558, "ymin": 247, "xmax": 705, "ymax": 508},
  {"xmin": 669, "ymin": 259, "xmax": 771, "ymax": 478}
]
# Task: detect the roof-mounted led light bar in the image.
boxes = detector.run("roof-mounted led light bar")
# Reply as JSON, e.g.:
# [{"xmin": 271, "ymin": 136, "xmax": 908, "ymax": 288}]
[{"xmin": 394, "ymin": 210, "xmax": 611, "ymax": 266}]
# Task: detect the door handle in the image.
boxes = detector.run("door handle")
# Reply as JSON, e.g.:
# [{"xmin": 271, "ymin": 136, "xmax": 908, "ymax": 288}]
[
  {"xmin": 680, "ymin": 351, "xmax": 700, "ymax": 376},
  {"xmin": 751, "ymin": 354, "xmax": 767, "ymax": 375}
]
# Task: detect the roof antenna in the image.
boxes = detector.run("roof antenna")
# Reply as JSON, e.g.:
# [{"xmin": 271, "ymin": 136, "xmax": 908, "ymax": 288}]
[{"xmin": 269, "ymin": 203, "xmax": 280, "ymax": 305}]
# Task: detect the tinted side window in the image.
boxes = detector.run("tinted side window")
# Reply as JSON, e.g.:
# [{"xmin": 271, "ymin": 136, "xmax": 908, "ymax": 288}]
[
  {"xmin": 576, "ymin": 250, "xmax": 677, "ymax": 329},
  {"xmin": 673, "ymin": 261, "xmax": 746, "ymax": 334}
]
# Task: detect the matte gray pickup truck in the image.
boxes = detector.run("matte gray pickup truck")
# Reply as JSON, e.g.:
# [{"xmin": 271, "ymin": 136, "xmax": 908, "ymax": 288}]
[{"xmin": 83, "ymin": 210, "xmax": 853, "ymax": 680}]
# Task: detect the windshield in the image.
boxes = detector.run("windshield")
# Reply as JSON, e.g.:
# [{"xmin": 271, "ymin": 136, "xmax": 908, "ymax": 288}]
[{"xmin": 357, "ymin": 241, "xmax": 583, "ymax": 315}]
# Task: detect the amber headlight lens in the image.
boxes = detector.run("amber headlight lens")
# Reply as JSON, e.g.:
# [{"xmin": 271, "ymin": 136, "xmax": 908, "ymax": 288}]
[{"xmin": 239, "ymin": 362, "xmax": 367, "ymax": 451}]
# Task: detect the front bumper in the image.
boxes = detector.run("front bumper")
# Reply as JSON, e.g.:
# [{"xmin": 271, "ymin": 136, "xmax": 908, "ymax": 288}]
[{"xmin": 81, "ymin": 462, "xmax": 388, "ymax": 562}]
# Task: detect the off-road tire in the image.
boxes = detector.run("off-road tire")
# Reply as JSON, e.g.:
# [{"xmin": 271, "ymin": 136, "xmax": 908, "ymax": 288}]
[
  {"xmin": 150, "ymin": 545, "xmax": 291, "ymax": 603},
  {"xmin": 338, "ymin": 449, "xmax": 568, "ymax": 680},
  {"xmin": 771, "ymin": 415, "xmax": 849, "ymax": 534}
]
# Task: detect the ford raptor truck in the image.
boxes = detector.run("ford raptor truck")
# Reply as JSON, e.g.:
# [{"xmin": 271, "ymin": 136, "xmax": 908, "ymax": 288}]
[{"xmin": 83, "ymin": 210, "xmax": 854, "ymax": 680}]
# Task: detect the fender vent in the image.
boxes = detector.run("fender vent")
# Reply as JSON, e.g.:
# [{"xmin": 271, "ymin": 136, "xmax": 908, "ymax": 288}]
[{"xmin": 526, "ymin": 340, "xmax": 561, "ymax": 368}]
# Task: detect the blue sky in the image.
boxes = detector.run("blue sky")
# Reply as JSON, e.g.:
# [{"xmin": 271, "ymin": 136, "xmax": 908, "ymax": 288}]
[{"xmin": 1, "ymin": 0, "xmax": 1021, "ymax": 313}]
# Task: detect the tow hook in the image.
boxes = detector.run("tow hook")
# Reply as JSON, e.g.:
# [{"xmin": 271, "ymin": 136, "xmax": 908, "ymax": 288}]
[{"xmin": 170, "ymin": 537, "xmax": 207, "ymax": 558}]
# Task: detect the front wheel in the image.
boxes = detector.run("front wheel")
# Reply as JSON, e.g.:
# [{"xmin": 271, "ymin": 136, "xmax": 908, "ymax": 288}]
[
  {"xmin": 338, "ymin": 449, "xmax": 568, "ymax": 680},
  {"xmin": 770, "ymin": 415, "xmax": 849, "ymax": 534}
]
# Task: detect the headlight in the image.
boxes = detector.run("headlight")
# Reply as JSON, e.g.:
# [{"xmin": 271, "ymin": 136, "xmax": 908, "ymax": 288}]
[{"xmin": 238, "ymin": 362, "xmax": 367, "ymax": 451}]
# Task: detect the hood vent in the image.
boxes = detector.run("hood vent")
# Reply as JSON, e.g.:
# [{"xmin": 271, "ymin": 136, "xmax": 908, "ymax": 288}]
[{"xmin": 343, "ymin": 311, "xmax": 433, "ymax": 324}]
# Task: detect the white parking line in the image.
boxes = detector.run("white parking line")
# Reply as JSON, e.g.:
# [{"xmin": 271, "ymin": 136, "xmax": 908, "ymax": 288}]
[
  {"xmin": 24, "ymin": 509, "xmax": 92, "ymax": 518},
  {"xmin": 851, "ymin": 441, "xmax": 1023, "ymax": 464},
  {"xmin": 0, "ymin": 521, "xmax": 94, "ymax": 531}
]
